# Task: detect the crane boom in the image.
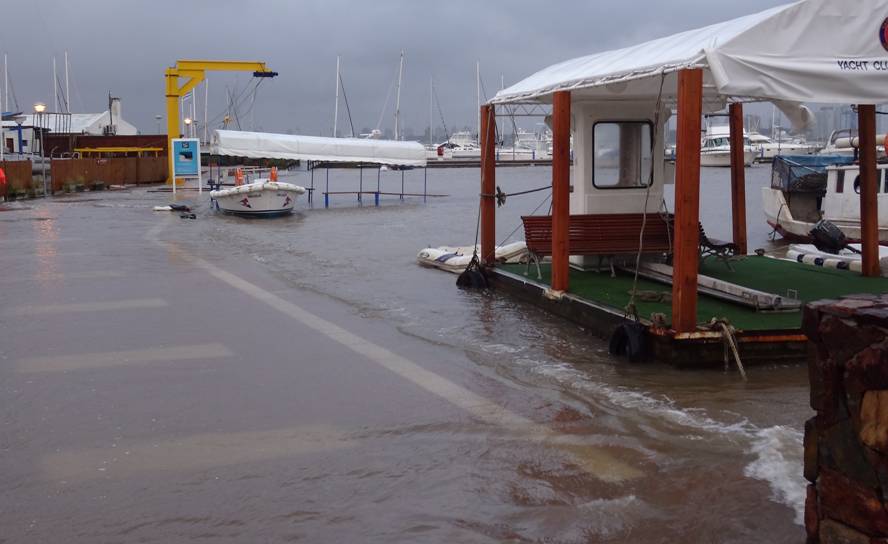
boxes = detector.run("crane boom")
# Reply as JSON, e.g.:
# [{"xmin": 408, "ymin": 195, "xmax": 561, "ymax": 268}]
[{"xmin": 165, "ymin": 59, "xmax": 277, "ymax": 184}]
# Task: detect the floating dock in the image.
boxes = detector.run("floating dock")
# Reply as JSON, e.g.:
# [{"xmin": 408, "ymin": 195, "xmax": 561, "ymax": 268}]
[{"xmin": 492, "ymin": 256, "xmax": 888, "ymax": 367}]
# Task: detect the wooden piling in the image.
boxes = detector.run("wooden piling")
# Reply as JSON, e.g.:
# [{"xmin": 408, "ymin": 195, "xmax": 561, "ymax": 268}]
[
  {"xmin": 551, "ymin": 91, "xmax": 571, "ymax": 293},
  {"xmin": 729, "ymin": 103, "xmax": 748, "ymax": 255},
  {"xmin": 671, "ymin": 69, "xmax": 703, "ymax": 333},
  {"xmin": 480, "ymin": 104, "xmax": 496, "ymax": 265},
  {"xmin": 857, "ymin": 104, "xmax": 879, "ymax": 277}
]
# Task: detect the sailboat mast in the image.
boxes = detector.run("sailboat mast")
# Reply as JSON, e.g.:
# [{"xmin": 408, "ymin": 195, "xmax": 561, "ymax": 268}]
[
  {"xmin": 429, "ymin": 77, "xmax": 433, "ymax": 147},
  {"xmin": 394, "ymin": 50, "xmax": 404, "ymax": 141},
  {"xmin": 3, "ymin": 53, "xmax": 7, "ymax": 112},
  {"xmin": 333, "ymin": 56, "xmax": 340, "ymax": 137},
  {"xmin": 64, "ymin": 51, "xmax": 70, "ymax": 113},
  {"xmin": 204, "ymin": 79, "xmax": 209, "ymax": 143},
  {"xmin": 52, "ymin": 56, "xmax": 58, "ymax": 112},
  {"xmin": 476, "ymin": 61, "xmax": 481, "ymax": 140}
]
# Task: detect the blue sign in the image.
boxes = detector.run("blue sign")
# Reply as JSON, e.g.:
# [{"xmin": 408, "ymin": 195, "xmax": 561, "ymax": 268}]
[{"xmin": 172, "ymin": 138, "xmax": 200, "ymax": 177}]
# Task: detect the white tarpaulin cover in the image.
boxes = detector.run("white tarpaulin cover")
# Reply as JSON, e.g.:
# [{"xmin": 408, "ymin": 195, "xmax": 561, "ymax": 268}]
[
  {"xmin": 492, "ymin": 0, "xmax": 888, "ymax": 105},
  {"xmin": 211, "ymin": 130, "xmax": 427, "ymax": 167}
]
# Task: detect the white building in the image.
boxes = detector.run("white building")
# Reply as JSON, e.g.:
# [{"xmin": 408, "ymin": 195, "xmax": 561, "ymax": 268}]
[{"xmin": 2, "ymin": 97, "xmax": 138, "ymax": 155}]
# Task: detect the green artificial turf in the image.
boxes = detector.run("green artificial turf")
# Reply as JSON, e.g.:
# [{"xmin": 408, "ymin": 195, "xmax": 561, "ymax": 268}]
[{"xmin": 501, "ymin": 255, "xmax": 888, "ymax": 331}]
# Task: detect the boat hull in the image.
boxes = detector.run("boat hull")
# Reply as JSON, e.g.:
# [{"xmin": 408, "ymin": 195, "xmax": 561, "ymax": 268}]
[
  {"xmin": 700, "ymin": 149, "xmax": 758, "ymax": 167},
  {"xmin": 761, "ymin": 186, "xmax": 888, "ymax": 243},
  {"xmin": 210, "ymin": 181, "xmax": 305, "ymax": 217}
]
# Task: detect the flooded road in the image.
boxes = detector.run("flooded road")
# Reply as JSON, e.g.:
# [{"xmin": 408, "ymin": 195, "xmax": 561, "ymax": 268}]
[{"xmin": 0, "ymin": 165, "xmax": 809, "ymax": 542}]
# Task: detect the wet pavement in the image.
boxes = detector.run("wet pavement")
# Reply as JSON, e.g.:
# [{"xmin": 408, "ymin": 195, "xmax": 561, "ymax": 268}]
[{"xmin": 1, "ymin": 166, "xmax": 810, "ymax": 542}]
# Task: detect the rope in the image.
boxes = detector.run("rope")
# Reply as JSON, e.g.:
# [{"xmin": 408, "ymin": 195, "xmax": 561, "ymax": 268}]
[
  {"xmin": 480, "ymin": 185, "xmax": 552, "ymax": 208},
  {"xmin": 626, "ymin": 70, "xmax": 666, "ymax": 320},
  {"xmin": 710, "ymin": 318, "xmax": 747, "ymax": 381},
  {"xmin": 497, "ymin": 193, "xmax": 552, "ymax": 248},
  {"xmin": 339, "ymin": 73, "xmax": 356, "ymax": 137}
]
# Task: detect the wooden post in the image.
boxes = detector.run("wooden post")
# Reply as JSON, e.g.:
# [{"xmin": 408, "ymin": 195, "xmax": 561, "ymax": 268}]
[
  {"xmin": 858, "ymin": 104, "xmax": 879, "ymax": 277},
  {"xmin": 671, "ymin": 69, "xmax": 703, "ymax": 333},
  {"xmin": 551, "ymin": 91, "xmax": 572, "ymax": 292},
  {"xmin": 728, "ymin": 103, "xmax": 748, "ymax": 255},
  {"xmin": 480, "ymin": 104, "xmax": 496, "ymax": 265}
]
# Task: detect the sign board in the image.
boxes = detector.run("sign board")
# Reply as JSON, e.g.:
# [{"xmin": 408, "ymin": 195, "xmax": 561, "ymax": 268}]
[{"xmin": 171, "ymin": 138, "xmax": 200, "ymax": 177}]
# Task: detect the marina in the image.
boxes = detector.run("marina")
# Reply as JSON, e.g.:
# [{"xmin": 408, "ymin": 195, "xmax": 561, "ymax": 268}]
[{"xmin": 3, "ymin": 0, "xmax": 888, "ymax": 542}]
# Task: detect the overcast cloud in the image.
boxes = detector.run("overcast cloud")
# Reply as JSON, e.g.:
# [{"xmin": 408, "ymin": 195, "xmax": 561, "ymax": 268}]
[{"xmin": 2, "ymin": 0, "xmax": 789, "ymax": 136}]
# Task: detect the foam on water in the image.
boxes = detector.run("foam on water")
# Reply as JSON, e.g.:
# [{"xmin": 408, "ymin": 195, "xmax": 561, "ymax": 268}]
[
  {"xmin": 744, "ymin": 426, "xmax": 806, "ymax": 525},
  {"xmin": 514, "ymin": 357, "xmax": 806, "ymax": 525}
]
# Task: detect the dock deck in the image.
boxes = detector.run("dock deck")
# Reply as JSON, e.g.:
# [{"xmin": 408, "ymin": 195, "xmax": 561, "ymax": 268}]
[{"xmin": 495, "ymin": 255, "xmax": 888, "ymax": 366}]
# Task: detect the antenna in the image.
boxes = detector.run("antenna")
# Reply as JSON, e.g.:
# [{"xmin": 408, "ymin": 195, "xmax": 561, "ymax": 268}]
[
  {"xmin": 429, "ymin": 77, "xmax": 433, "ymax": 147},
  {"xmin": 64, "ymin": 51, "xmax": 70, "ymax": 113}
]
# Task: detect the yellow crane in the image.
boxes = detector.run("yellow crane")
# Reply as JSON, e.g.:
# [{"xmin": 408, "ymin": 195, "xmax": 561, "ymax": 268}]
[{"xmin": 165, "ymin": 59, "xmax": 277, "ymax": 184}]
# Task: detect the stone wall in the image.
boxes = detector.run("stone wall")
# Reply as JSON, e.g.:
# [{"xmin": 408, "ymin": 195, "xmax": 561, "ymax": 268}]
[{"xmin": 803, "ymin": 294, "xmax": 888, "ymax": 543}]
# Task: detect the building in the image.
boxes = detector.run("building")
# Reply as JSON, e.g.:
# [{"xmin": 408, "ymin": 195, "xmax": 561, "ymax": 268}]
[{"xmin": 2, "ymin": 97, "xmax": 138, "ymax": 155}]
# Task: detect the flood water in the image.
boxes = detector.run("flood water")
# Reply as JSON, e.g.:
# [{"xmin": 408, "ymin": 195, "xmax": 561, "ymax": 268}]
[{"xmin": 0, "ymin": 164, "xmax": 810, "ymax": 542}]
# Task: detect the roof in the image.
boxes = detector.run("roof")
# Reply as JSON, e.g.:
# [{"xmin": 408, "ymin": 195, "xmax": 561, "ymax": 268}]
[
  {"xmin": 492, "ymin": 0, "xmax": 888, "ymax": 106},
  {"xmin": 211, "ymin": 130, "xmax": 428, "ymax": 167}
]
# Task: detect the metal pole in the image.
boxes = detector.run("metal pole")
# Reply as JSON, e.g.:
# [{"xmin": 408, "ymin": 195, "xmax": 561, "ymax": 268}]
[
  {"xmin": 325, "ymin": 167, "xmax": 329, "ymax": 208},
  {"xmin": 400, "ymin": 170, "xmax": 404, "ymax": 201},
  {"xmin": 358, "ymin": 164, "xmax": 362, "ymax": 202},
  {"xmin": 40, "ymin": 121, "xmax": 47, "ymax": 195},
  {"xmin": 310, "ymin": 166, "xmax": 314, "ymax": 205},
  {"xmin": 423, "ymin": 167, "xmax": 427, "ymax": 203}
]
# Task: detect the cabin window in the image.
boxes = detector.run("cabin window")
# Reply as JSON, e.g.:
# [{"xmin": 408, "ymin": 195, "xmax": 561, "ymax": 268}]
[
  {"xmin": 883, "ymin": 170, "xmax": 888, "ymax": 193},
  {"xmin": 592, "ymin": 121, "xmax": 653, "ymax": 189},
  {"xmin": 835, "ymin": 170, "xmax": 845, "ymax": 193}
]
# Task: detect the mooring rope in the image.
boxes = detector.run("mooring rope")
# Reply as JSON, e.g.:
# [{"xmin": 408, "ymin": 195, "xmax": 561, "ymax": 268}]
[
  {"xmin": 626, "ymin": 70, "xmax": 667, "ymax": 320},
  {"xmin": 479, "ymin": 184, "xmax": 552, "ymax": 208},
  {"xmin": 709, "ymin": 318, "xmax": 747, "ymax": 381}
]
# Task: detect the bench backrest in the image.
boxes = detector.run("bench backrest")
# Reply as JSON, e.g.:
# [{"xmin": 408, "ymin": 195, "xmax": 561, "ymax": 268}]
[{"xmin": 522, "ymin": 213, "xmax": 673, "ymax": 256}]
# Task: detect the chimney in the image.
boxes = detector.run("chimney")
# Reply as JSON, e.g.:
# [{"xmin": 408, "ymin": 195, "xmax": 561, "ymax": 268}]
[{"xmin": 110, "ymin": 97, "xmax": 121, "ymax": 125}]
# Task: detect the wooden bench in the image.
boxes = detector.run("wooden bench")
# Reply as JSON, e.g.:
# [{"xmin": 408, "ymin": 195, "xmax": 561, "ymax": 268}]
[{"xmin": 522, "ymin": 213, "xmax": 674, "ymax": 278}]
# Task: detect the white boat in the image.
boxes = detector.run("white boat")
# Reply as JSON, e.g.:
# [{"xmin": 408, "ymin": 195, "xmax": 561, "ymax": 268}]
[
  {"xmin": 762, "ymin": 156, "xmax": 888, "ymax": 242},
  {"xmin": 747, "ymin": 132, "xmax": 817, "ymax": 161},
  {"xmin": 417, "ymin": 242, "xmax": 528, "ymax": 273},
  {"xmin": 700, "ymin": 132, "xmax": 758, "ymax": 167},
  {"xmin": 210, "ymin": 179, "xmax": 306, "ymax": 216},
  {"xmin": 819, "ymin": 128, "xmax": 888, "ymax": 158},
  {"xmin": 782, "ymin": 243, "xmax": 888, "ymax": 276}
]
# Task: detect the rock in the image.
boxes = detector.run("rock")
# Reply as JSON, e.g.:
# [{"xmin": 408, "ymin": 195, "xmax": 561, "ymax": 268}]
[
  {"xmin": 819, "ymin": 518, "xmax": 872, "ymax": 544},
  {"xmin": 807, "ymin": 484, "xmax": 820, "ymax": 540},
  {"xmin": 807, "ymin": 417, "xmax": 820, "ymax": 483},
  {"xmin": 859, "ymin": 390, "xmax": 888, "ymax": 455},
  {"xmin": 846, "ymin": 343, "xmax": 888, "ymax": 397},
  {"xmin": 819, "ymin": 420, "xmax": 881, "ymax": 490},
  {"xmin": 818, "ymin": 468, "xmax": 888, "ymax": 535}
]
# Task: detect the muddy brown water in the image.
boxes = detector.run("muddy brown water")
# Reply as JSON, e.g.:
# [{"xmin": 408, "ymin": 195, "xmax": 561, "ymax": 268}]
[{"xmin": 0, "ymin": 165, "xmax": 810, "ymax": 542}]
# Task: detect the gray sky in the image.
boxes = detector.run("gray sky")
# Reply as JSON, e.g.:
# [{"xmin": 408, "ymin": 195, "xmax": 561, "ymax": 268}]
[{"xmin": 2, "ymin": 0, "xmax": 789, "ymax": 136}]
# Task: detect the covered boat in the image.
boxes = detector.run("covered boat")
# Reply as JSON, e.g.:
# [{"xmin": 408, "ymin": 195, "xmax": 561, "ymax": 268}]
[{"xmin": 762, "ymin": 154, "xmax": 888, "ymax": 242}]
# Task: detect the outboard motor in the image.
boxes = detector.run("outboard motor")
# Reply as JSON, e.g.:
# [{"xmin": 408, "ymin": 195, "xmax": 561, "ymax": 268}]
[{"xmin": 809, "ymin": 220, "xmax": 849, "ymax": 255}]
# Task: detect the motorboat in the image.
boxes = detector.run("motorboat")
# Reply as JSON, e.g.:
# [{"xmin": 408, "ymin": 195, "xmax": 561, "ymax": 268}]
[
  {"xmin": 747, "ymin": 132, "xmax": 817, "ymax": 162},
  {"xmin": 700, "ymin": 132, "xmax": 759, "ymax": 167},
  {"xmin": 761, "ymin": 155, "xmax": 888, "ymax": 242},
  {"xmin": 819, "ymin": 128, "xmax": 888, "ymax": 158},
  {"xmin": 210, "ymin": 174, "xmax": 306, "ymax": 216}
]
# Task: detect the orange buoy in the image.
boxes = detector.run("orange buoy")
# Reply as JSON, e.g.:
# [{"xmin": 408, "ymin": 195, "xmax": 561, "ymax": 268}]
[
  {"xmin": 234, "ymin": 168, "xmax": 244, "ymax": 186},
  {"xmin": 270, "ymin": 166, "xmax": 278, "ymax": 181}
]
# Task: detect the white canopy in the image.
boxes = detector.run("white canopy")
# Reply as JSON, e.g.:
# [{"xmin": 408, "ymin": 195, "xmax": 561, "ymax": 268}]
[
  {"xmin": 211, "ymin": 130, "xmax": 427, "ymax": 167},
  {"xmin": 492, "ymin": 0, "xmax": 888, "ymax": 106}
]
